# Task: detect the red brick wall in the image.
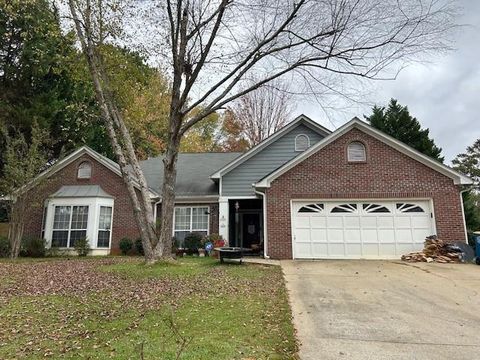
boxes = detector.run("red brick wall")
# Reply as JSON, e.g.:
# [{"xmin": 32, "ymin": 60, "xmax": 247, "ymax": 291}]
[
  {"xmin": 23, "ymin": 154, "xmax": 141, "ymax": 254},
  {"xmin": 266, "ymin": 128, "xmax": 465, "ymax": 259}
]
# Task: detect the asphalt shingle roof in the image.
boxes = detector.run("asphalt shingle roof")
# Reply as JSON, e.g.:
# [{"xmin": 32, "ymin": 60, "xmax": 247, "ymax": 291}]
[{"xmin": 139, "ymin": 152, "xmax": 242, "ymax": 197}]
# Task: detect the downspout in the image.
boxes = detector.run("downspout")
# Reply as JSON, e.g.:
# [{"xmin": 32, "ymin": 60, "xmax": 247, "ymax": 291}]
[
  {"xmin": 460, "ymin": 187, "xmax": 473, "ymax": 244},
  {"xmin": 254, "ymin": 188, "xmax": 269, "ymax": 259}
]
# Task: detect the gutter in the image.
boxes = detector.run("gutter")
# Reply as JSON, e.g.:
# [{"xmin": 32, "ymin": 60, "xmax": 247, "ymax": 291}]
[{"xmin": 254, "ymin": 188, "xmax": 269, "ymax": 259}]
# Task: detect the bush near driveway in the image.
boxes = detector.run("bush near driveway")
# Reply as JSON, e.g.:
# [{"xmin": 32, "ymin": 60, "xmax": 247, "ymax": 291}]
[{"xmin": 0, "ymin": 257, "xmax": 297, "ymax": 359}]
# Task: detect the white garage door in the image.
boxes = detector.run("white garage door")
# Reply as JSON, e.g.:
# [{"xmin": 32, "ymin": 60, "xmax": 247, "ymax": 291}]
[{"xmin": 292, "ymin": 200, "xmax": 435, "ymax": 259}]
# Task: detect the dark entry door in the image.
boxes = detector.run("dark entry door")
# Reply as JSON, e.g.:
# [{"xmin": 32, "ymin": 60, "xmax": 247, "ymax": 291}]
[{"xmin": 241, "ymin": 213, "xmax": 261, "ymax": 249}]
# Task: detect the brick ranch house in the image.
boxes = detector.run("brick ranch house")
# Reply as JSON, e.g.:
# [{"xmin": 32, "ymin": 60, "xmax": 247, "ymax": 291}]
[{"xmin": 23, "ymin": 116, "xmax": 472, "ymax": 259}]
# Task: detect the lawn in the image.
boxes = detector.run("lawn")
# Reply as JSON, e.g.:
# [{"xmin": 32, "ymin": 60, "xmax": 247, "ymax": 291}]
[{"xmin": 0, "ymin": 257, "xmax": 297, "ymax": 359}]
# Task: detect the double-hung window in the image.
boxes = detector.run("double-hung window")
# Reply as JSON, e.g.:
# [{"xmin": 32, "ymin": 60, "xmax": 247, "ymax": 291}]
[
  {"xmin": 173, "ymin": 207, "xmax": 209, "ymax": 244},
  {"xmin": 51, "ymin": 205, "xmax": 89, "ymax": 248},
  {"xmin": 97, "ymin": 206, "xmax": 113, "ymax": 248}
]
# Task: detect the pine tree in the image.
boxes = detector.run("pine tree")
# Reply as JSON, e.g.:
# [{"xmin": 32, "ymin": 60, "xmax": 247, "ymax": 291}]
[{"xmin": 366, "ymin": 99, "xmax": 444, "ymax": 162}]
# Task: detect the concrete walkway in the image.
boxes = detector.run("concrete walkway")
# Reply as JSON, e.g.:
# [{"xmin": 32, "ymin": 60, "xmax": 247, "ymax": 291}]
[{"xmin": 282, "ymin": 260, "xmax": 480, "ymax": 360}]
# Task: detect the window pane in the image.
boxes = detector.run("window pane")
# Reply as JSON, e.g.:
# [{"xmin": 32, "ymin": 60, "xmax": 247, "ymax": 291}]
[
  {"xmin": 99, "ymin": 206, "xmax": 112, "ymax": 230},
  {"xmin": 52, "ymin": 231, "xmax": 68, "ymax": 247},
  {"xmin": 348, "ymin": 142, "xmax": 366, "ymax": 161},
  {"xmin": 71, "ymin": 206, "xmax": 89, "ymax": 230},
  {"xmin": 192, "ymin": 207, "xmax": 208, "ymax": 231},
  {"xmin": 97, "ymin": 230, "xmax": 110, "ymax": 248},
  {"xmin": 53, "ymin": 206, "xmax": 71, "ymax": 230},
  {"xmin": 77, "ymin": 162, "xmax": 92, "ymax": 179},
  {"xmin": 174, "ymin": 207, "xmax": 191, "ymax": 231},
  {"xmin": 70, "ymin": 230, "xmax": 87, "ymax": 248}
]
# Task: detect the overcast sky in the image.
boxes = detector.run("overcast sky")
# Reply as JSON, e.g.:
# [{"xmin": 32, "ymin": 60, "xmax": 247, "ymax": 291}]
[{"xmin": 300, "ymin": 0, "xmax": 479, "ymax": 164}]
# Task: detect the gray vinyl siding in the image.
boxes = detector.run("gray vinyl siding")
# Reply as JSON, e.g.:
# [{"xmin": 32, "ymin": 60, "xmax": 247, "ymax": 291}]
[{"xmin": 222, "ymin": 124, "xmax": 325, "ymax": 197}]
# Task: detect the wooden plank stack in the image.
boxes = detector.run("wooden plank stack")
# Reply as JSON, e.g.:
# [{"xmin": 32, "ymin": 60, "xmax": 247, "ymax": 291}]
[{"xmin": 401, "ymin": 236, "xmax": 461, "ymax": 263}]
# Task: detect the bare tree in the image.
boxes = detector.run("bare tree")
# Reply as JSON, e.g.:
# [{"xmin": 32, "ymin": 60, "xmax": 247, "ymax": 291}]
[
  {"xmin": 225, "ymin": 79, "xmax": 295, "ymax": 148},
  {"xmin": 67, "ymin": 0, "xmax": 161, "ymax": 263},
  {"xmin": 66, "ymin": 0, "xmax": 456, "ymax": 262}
]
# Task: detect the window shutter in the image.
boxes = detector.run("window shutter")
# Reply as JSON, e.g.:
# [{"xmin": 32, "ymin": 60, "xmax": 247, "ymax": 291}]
[{"xmin": 347, "ymin": 142, "xmax": 366, "ymax": 162}]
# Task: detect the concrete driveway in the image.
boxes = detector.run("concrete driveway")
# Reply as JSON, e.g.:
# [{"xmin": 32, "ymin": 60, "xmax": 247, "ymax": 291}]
[{"xmin": 281, "ymin": 260, "xmax": 480, "ymax": 360}]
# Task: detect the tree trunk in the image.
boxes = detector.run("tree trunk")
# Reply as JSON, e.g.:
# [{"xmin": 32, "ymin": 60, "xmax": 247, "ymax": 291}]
[
  {"xmin": 68, "ymin": 0, "xmax": 162, "ymax": 263},
  {"xmin": 156, "ymin": 133, "xmax": 181, "ymax": 261},
  {"xmin": 8, "ymin": 205, "xmax": 24, "ymax": 259}
]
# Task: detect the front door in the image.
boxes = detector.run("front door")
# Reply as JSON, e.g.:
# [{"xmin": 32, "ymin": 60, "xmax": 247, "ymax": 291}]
[{"xmin": 241, "ymin": 213, "xmax": 262, "ymax": 250}]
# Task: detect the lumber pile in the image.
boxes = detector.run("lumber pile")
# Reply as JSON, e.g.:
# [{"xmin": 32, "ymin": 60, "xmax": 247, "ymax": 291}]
[{"xmin": 401, "ymin": 236, "xmax": 461, "ymax": 263}]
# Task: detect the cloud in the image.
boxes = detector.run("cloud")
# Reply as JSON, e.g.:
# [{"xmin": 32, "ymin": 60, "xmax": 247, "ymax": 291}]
[{"xmin": 301, "ymin": 0, "xmax": 480, "ymax": 163}]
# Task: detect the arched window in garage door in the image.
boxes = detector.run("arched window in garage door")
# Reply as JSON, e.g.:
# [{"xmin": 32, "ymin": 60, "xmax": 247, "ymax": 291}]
[
  {"xmin": 396, "ymin": 203, "xmax": 425, "ymax": 213},
  {"xmin": 331, "ymin": 204, "xmax": 358, "ymax": 213},
  {"xmin": 298, "ymin": 204, "xmax": 324, "ymax": 213},
  {"xmin": 363, "ymin": 204, "xmax": 391, "ymax": 213}
]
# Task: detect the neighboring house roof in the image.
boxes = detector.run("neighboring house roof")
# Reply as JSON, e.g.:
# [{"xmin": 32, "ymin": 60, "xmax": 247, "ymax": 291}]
[
  {"xmin": 210, "ymin": 114, "xmax": 331, "ymax": 179},
  {"xmin": 50, "ymin": 185, "xmax": 113, "ymax": 198},
  {"xmin": 255, "ymin": 118, "xmax": 473, "ymax": 188},
  {"xmin": 140, "ymin": 152, "xmax": 242, "ymax": 199}
]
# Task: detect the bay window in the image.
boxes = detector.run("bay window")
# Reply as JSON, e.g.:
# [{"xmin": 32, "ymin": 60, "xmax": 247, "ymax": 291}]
[
  {"xmin": 173, "ymin": 206, "xmax": 209, "ymax": 245},
  {"xmin": 51, "ymin": 205, "xmax": 89, "ymax": 248},
  {"xmin": 97, "ymin": 206, "xmax": 113, "ymax": 248}
]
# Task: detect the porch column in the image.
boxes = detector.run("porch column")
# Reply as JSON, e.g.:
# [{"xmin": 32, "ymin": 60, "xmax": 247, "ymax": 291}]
[{"xmin": 218, "ymin": 197, "xmax": 229, "ymax": 245}]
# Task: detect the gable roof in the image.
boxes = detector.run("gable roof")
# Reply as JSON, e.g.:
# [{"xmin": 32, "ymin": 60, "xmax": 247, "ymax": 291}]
[
  {"xmin": 27, "ymin": 146, "xmax": 159, "ymax": 198},
  {"xmin": 140, "ymin": 152, "xmax": 242, "ymax": 198},
  {"xmin": 210, "ymin": 114, "xmax": 331, "ymax": 179},
  {"xmin": 255, "ymin": 117, "xmax": 473, "ymax": 188}
]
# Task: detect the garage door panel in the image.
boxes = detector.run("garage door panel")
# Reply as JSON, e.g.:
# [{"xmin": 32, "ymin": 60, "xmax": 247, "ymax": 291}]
[
  {"xmin": 379, "ymin": 244, "xmax": 396, "ymax": 256},
  {"xmin": 295, "ymin": 243, "xmax": 312, "ymax": 258},
  {"xmin": 413, "ymin": 229, "xmax": 430, "ymax": 243},
  {"xmin": 310, "ymin": 217, "xmax": 327, "ymax": 228},
  {"xmin": 311, "ymin": 243, "xmax": 328, "ymax": 256},
  {"xmin": 327, "ymin": 217, "xmax": 343, "ymax": 227},
  {"xmin": 397, "ymin": 243, "xmax": 415, "ymax": 254},
  {"xmin": 361, "ymin": 229, "xmax": 378, "ymax": 243},
  {"xmin": 345, "ymin": 243, "xmax": 361, "ymax": 256},
  {"xmin": 377, "ymin": 217, "xmax": 394, "ymax": 228},
  {"xmin": 293, "ymin": 199, "xmax": 434, "ymax": 259},
  {"xmin": 311, "ymin": 228, "xmax": 327, "ymax": 242},
  {"xmin": 412, "ymin": 216, "xmax": 431, "ymax": 228},
  {"xmin": 296, "ymin": 217, "xmax": 311, "ymax": 227},
  {"xmin": 363, "ymin": 244, "xmax": 379, "ymax": 256},
  {"xmin": 329, "ymin": 243, "xmax": 346, "ymax": 256},
  {"xmin": 328, "ymin": 229, "xmax": 344, "ymax": 242},
  {"xmin": 361, "ymin": 217, "xmax": 377, "ymax": 228},
  {"xmin": 344, "ymin": 217, "xmax": 360, "ymax": 228},
  {"xmin": 344, "ymin": 229, "xmax": 361, "ymax": 242},
  {"xmin": 395, "ymin": 217, "xmax": 412, "ymax": 228},
  {"xmin": 296, "ymin": 229, "xmax": 311, "ymax": 242},
  {"xmin": 395, "ymin": 229, "xmax": 413, "ymax": 242},
  {"xmin": 378, "ymin": 229, "xmax": 395, "ymax": 243}
]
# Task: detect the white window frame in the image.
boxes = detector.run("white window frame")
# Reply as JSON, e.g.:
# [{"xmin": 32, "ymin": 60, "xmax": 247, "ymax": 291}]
[
  {"xmin": 51, "ymin": 205, "xmax": 89, "ymax": 248},
  {"xmin": 96, "ymin": 205, "xmax": 113, "ymax": 248},
  {"xmin": 172, "ymin": 205, "xmax": 210, "ymax": 238},
  {"xmin": 295, "ymin": 134, "xmax": 310, "ymax": 152},
  {"xmin": 347, "ymin": 141, "xmax": 366, "ymax": 162},
  {"xmin": 77, "ymin": 161, "xmax": 92, "ymax": 179},
  {"xmin": 44, "ymin": 197, "xmax": 114, "ymax": 251}
]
